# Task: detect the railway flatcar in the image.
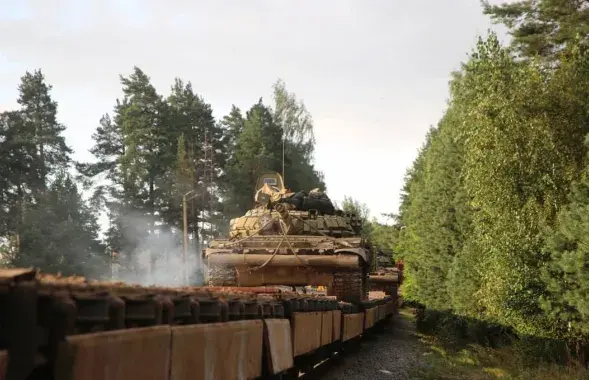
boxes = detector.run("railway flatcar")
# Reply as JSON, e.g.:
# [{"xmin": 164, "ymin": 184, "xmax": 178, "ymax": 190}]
[{"xmin": 0, "ymin": 268, "xmax": 400, "ymax": 380}]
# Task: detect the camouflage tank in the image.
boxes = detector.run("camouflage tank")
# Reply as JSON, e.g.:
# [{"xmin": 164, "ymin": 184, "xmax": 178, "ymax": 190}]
[
  {"xmin": 202, "ymin": 171, "xmax": 372, "ymax": 303},
  {"xmin": 368, "ymin": 248, "xmax": 402, "ymax": 296}
]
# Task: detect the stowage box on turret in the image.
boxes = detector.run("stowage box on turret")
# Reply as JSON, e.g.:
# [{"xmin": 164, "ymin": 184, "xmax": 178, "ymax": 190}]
[{"xmin": 202, "ymin": 172, "xmax": 372, "ymax": 303}]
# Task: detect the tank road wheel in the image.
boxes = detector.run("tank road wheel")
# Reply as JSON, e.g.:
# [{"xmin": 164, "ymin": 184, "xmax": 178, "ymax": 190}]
[
  {"xmin": 207, "ymin": 265, "xmax": 238, "ymax": 286},
  {"xmin": 328, "ymin": 272, "xmax": 364, "ymax": 304}
]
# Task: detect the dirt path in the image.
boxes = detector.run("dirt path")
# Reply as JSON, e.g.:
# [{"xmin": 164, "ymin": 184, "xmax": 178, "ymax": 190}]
[{"xmin": 322, "ymin": 310, "xmax": 422, "ymax": 380}]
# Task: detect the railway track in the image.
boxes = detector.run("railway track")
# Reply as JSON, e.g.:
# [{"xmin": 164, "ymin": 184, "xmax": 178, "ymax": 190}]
[{"xmin": 0, "ymin": 268, "xmax": 400, "ymax": 380}]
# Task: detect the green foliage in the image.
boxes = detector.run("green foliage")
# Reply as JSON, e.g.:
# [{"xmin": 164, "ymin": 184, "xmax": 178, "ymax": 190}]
[
  {"xmin": 452, "ymin": 33, "xmax": 589, "ymax": 336},
  {"xmin": 13, "ymin": 172, "xmax": 106, "ymax": 276},
  {"xmin": 543, "ymin": 149, "xmax": 589, "ymax": 340},
  {"xmin": 370, "ymin": 221, "xmax": 400, "ymax": 253},
  {"xmin": 482, "ymin": 0, "xmax": 589, "ymax": 62},
  {"xmin": 397, "ymin": 17, "xmax": 589, "ymax": 351},
  {"xmin": 223, "ymin": 99, "xmax": 282, "ymax": 216},
  {"xmin": 340, "ymin": 195, "xmax": 374, "ymax": 240},
  {"xmin": 396, "ymin": 108, "xmax": 473, "ymax": 310},
  {"xmin": 0, "ymin": 70, "xmax": 103, "ymax": 276},
  {"xmin": 340, "ymin": 195, "xmax": 369, "ymax": 221},
  {"xmin": 409, "ymin": 306, "xmax": 588, "ymax": 378}
]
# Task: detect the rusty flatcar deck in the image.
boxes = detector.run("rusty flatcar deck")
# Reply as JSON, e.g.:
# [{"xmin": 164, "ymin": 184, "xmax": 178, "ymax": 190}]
[{"xmin": 0, "ymin": 267, "xmax": 399, "ymax": 380}]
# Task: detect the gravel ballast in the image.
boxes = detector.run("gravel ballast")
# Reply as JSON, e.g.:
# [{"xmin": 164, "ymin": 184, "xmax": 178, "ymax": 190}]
[{"xmin": 321, "ymin": 312, "xmax": 421, "ymax": 380}]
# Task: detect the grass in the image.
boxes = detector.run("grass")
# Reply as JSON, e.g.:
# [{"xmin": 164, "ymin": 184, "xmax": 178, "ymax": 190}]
[{"xmin": 399, "ymin": 309, "xmax": 589, "ymax": 380}]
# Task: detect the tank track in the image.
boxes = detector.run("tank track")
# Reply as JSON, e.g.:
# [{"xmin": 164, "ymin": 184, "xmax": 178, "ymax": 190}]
[
  {"xmin": 208, "ymin": 266, "xmax": 371, "ymax": 303},
  {"xmin": 328, "ymin": 271, "xmax": 369, "ymax": 304}
]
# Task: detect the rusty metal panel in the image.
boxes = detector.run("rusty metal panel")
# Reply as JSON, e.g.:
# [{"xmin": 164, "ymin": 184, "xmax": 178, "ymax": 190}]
[
  {"xmin": 170, "ymin": 320, "xmax": 263, "ymax": 380},
  {"xmin": 209, "ymin": 254, "xmax": 360, "ymax": 268},
  {"xmin": 379, "ymin": 304, "xmax": 387, "ymax": 320},
  {"xmin": 342, "ymin": 313, "xmax": 364, "ymax": 342},
  {"xmin": 0, "ymin": 268, "xmax": 36, "ymax": 284},
  {"xmin": 54, "ymin": 326, "xmax": 171, "ymax": 380},
  {"xmin": 332, "ymin": 310, "xmax": 342, "ymax": 341},
  {"xmin": 204, "ymin": 286, "xmax": 283, "ymax": 294},
  {"xmin": 236, "ymin": 266, "xmax": 333, "ymax": 287},
  {"xmin": 291, "ymin": 312, "xmax": 322, "ymax": 356},
  {"xmin": 0, "ymin": 269, "xmax": 38, "ymax": 380},
  {"xmin": 364, "ymin": 307, "xmax": 377, "ymax": 330},
  {"xmin": 264, "ymin": 319, "xmax": 293, "ymax": 375},
  {"xmin": 363, "ymin": 309, "xmax": 370, "ymax": 330},
  {"xmin": 321, "ymin": 311, "xmax": 334, "ymax": 346},
  {"xmin": 368, "ymin": 274, "xmax": 399, "ymax": 283},
  {"xmin": 385, "ymin": 299, "xmax": 397, "ymax": 315}
]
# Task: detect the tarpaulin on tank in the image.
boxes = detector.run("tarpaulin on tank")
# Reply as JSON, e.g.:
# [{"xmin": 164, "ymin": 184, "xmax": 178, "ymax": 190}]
[{"xmin": 279, "ymin": 190, "xmax": 335, "ymax": 215}]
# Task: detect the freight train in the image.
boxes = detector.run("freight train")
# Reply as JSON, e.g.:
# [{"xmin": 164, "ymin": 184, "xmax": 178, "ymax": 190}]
[
  {"xmin": 0, "ymin": 173, "xmax": 402, "ymax": 380},
  {"xmin": 0, "ymin": 268, "xmax": 401, "ymax": 380}
]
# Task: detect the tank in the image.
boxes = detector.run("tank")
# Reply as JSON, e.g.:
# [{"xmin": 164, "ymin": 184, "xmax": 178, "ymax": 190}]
[
  {"xmin": 202, "ymin": 171, "xmax": 372, "ymax": 303},
  {"xmin": 368, "ymin": 248, "xmax": 402, "ymax": 296}
]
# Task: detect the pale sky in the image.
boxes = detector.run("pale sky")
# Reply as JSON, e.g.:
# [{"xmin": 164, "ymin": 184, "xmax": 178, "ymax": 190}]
[{"xmin": 0, "ymin": 0, "xmax": 509, "ymax": 225}]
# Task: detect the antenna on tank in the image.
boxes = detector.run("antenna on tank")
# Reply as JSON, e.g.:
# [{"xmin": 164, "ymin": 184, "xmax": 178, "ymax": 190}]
[{"xmin": 282, "ymin": 134, "xmax": 285, "ymax": 183}]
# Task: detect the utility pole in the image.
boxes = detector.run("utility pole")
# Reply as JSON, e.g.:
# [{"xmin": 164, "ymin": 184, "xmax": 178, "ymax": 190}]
[
  {"xmin": 110, "ymin": 251, "xmax": 115, "ymax": 280},
  {"xmin": 201, "ymin": 131, "xmax": 208, "ymax": 245},
  {"xmin": 183, "ymin": 189, "xmax": 198, "ymax": 285},
  {"xmin": 201, "ymin": 127, "xmax": 214, "ymax": 247}
]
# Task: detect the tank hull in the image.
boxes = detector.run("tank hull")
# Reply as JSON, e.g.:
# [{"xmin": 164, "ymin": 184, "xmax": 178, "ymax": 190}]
[
  {"xmin": 204, "ymin": 235, "xmax": 371, "ymax": 303},
  {"xmin": 367, "ymin": 268, "xmax": 402, "ymax": 296}
]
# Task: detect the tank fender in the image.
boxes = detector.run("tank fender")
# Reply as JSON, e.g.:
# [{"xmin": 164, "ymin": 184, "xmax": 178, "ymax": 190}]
[{"xmin": 334, "ymin": 247, "xmax": 369, "ymax": 264}]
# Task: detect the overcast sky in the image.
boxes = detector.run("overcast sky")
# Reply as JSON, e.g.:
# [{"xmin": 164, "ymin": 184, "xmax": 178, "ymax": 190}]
[{"xmin": 0, "ymin": 0, "xmax": 510, "ymax": 224}]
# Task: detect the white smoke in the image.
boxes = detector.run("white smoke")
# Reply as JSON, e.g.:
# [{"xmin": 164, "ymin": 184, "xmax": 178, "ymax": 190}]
[{"xmin": 109, "ymin": 212, "xmax": 208, "ymax": 287}]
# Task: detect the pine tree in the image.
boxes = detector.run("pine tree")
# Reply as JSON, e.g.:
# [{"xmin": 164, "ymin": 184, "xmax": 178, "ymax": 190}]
[
  {"xmin": 0, "ymin": 70, "xmax": 104, "ymax": 276},
  {"xmin": 542, "ymin": 164, "xmax": 589, "ymax": 339},
  {"xmin": 80, "ymin": 67, "xmax": 171, "ymax": 275},
  {"xmin": 220, "ymin": 105, "xmax": 245, "ymax": 158},
  {"xmin": 165, "ymin": 78, "xmax": 225, "ymax": 246},
  {"xmin": 13, "ymin": 172, "xmax": 105, "ymax": 276},
  {"xmin": 16, "ymin": 69, "xmax": 72, "ymax": 194},
  {"xmin": 483, "ymin": 0, "xmax": 589, "ymax": 62},
  {"xmin": 224, "ymin": 100, "xmax": 281, "ymax": 216}
]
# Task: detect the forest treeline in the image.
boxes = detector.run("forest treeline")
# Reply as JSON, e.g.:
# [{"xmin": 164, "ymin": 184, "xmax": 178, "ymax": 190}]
[
  {"xmin": 0, "ymin": 68, "xmax": 340, "ymax": 281},
  {"xmin": 0, "ymin": 62, "xmax": 393, "ymax": 286},
  {"xmin": 396, "ymin": 0, "xmax": 589, "ymax": 355}
]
